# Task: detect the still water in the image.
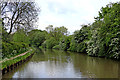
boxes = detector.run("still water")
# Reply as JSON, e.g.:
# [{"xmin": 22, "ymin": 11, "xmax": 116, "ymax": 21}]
[{"xmin": 2, "ymin": 48, "xmax": 120, "ymax": 78}]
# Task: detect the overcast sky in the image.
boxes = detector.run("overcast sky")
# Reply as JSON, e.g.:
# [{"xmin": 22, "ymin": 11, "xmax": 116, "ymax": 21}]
[{"xmin": 35, "ymin": 0, "xmax": 119, "ymax": 34}]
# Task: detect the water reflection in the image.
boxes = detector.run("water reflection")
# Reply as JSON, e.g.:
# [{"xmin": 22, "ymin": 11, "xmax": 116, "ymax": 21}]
[
  {"xmin": 2, "ymin": 48, "xmax": 120, "ymax": 78},
  {"xmin": 69, "ymin": 52, "xmax": 119, "ymax": 78}
]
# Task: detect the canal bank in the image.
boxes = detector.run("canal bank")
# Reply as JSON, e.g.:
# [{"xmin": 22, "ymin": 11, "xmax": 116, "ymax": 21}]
[{"xmin": 1, "ymin": 49, "xmax": 35, "ymax": 75}]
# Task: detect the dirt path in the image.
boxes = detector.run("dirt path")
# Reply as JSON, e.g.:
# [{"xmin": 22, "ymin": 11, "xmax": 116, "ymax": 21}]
[{"xmin": 0, "ymin": 49, "xmax": 32, "ymax": 63}]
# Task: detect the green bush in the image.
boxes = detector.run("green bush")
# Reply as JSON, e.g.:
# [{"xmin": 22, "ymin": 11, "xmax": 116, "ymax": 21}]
[
  {"xmin": 107, "ymin": 38, "xmax": 120, "ymax": 59},
  {"xmin": 77, "ymin": 42, "xmax": 87, "ymax": 53},
  {"xmin": 41, "ymin": 41, "xmax": 46, "ymax": 48},
  {"xmin": 59, "ymin": 36, "xmax": 71, "ymax": 51},
  {"xmin": 2, "ymin": 42, "xmax": 29, "ymax": 59},
  {"xmin": 68, "ymin": 38, "xmax": 77, "ymax": 52}
]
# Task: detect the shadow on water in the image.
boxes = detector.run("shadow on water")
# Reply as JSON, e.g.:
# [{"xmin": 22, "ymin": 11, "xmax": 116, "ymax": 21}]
[{"xmin": 2, "ymin": 48, "xmax": 120, "ymax": 78}]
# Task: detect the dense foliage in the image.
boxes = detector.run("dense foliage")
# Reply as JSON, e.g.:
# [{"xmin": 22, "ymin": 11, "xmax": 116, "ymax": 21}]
[
  {"xmin": 69, "ymin": 2, "xmax": 120, "ymax": 59},
  {"xmin": 86, "ymin": 2, "xmax": 120, "ymax": 59},
  {"xmin": 13, "ymin": 29, "xmax": 30, "ymax": 44},
  {"xmin": 28, "ymin": 29, "xmax": 47, "ymax": 47},
  {"xmin": 2, "ymin": 42, "xmax": 28, "ymax": 58},
  {"xmin": 2, "ymin": 27, "xmax": 29, "ymax": 59},
  {"xmin": 41, "ymin": 25, "xmax": 68, "ymax": 49},
  {"xmin": 59, "ymin": 36, "xmax": 71, "ymax": 51}
]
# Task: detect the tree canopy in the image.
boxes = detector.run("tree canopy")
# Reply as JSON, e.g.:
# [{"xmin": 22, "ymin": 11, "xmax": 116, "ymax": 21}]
[{"xmin": 1, "ymin": 2, "xmax": 40, "ymax": 34}]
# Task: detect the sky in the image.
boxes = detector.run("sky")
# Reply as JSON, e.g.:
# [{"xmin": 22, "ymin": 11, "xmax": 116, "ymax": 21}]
[{"xmin": 35, "ymin": 0, "xmax": 119, "ymax": 34}]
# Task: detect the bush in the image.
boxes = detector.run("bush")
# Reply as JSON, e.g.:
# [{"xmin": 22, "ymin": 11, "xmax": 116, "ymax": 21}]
[
  {"xmin": 59, "ymin": 36, "xmax": 71, "ymax": 51},
  {"xmin": 77, "ymin": 42, "xmax": 87, "ymax": 53},
  {"xmin": 68, "ymin": 38, "xmax": 77, "ymax": 52},
  {"xmin": 2, "ymin": 42, "xmax": 29, "ymax": 59},
  {"xmin": 41, "ymin": 41, "xmax": 46, "ymax": 48},
  {"xmin": 107, "ymin": 38, "xmax": 120, "ymax": 59}
]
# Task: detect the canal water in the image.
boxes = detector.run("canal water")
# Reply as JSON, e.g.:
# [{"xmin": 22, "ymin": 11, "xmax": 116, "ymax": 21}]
[{"xmin": 2, "ymin": 48, "xmax": 120, "ymax": 78}]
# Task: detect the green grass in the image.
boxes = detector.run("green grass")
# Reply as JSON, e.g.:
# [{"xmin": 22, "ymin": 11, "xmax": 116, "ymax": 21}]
[{"xmin": 1, "ymin": 48, "xmax": 35, "ymax": 70}]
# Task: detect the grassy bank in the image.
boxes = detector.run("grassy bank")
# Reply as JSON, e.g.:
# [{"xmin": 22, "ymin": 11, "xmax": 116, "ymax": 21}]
[{"xmin": 1, "ymin": 48, "xmax": 35, "ymax": 70}]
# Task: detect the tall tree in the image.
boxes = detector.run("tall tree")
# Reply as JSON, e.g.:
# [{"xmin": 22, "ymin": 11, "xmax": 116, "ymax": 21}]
[
  {"xmin": 28, "ymin": 29, "xmax": 47, "ymax": 47},
  {"xmin": 45, "ymin": 25, "xmax": 68, "ymax": 40},
  {"xmin": 1, "ymin": 2, "xmax": 40, "ymax": 34}
]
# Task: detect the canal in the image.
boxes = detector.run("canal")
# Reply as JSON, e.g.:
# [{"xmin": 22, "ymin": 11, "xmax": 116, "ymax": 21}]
[{"xmin": 2, "ymin": 48, "xmax": 120, "ymax": 78}]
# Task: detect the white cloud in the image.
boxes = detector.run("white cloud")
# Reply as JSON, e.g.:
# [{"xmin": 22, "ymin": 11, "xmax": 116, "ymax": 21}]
[{"xmin": 35, "ymin": 0, "xmax": 120, "ymax": 34}]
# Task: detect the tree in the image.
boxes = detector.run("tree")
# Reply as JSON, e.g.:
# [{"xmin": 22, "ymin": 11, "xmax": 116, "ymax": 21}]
[
  {"xmin": 45, "ymin": 25, "xmax": 68, "ymax": 40},
  {"xmin": 13, "ymin": 29, "xmax": 30, "ymax": 44},
  {"xmin": 87, "ymin": 2, "xmax": 120, "ymax": 59},
  {"xmin": 28, "ymin": 29, "xmax": 47, "ymax": 47},
  {"xmin": 45, "ymin": 37, "xmax": 58, "ymax": 49},
  {"xmin": 59, "ymin": 36, "xmax": 71, "ymax": 51},
  {"xmin": 69, "ymin": 25, "xmax": 90, "ymax": 53},
  {"xmin": 1, "ymin": 2, "xmax": 40, "ymax": 34}
]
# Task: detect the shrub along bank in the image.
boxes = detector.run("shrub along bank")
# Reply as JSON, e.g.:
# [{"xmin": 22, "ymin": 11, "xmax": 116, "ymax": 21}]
[{"xmin": 2, "ymin": 42, "xmax": 29, "ymax": 59}]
